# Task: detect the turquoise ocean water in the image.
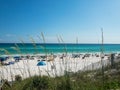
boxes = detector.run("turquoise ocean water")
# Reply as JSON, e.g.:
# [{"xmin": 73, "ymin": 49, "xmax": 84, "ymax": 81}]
[{"xmin": 0, "ymin": 43, "xmax": 120, "ymax": 55}]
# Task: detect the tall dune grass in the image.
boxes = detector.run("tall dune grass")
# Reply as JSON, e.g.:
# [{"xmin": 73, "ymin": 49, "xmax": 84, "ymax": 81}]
[{"xmin": 100, "ymin": 28, "xmax": 105, "ymax": 89}]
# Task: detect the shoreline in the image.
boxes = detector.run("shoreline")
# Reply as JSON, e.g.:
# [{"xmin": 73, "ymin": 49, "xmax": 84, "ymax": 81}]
[{"xmin": 0, "ymin": 51, "xmax": 120, "ymax": 56}]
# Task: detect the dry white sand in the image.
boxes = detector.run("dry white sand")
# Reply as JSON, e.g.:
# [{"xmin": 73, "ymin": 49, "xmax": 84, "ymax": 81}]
[{"xmin": 0, "ymin": 54, "xmax": 110, "ymax": 81}]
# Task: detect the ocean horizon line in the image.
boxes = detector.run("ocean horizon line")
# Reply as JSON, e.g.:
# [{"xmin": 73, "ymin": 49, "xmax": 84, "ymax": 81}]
[{"xmin": 0, "ymin": 43, "xmax": 120, "ymax": 45}]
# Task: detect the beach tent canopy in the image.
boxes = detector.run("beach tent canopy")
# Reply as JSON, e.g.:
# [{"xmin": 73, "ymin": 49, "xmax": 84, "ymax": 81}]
[{"xmin": 37, "ymin": 61, "xmax": 46, "ymax": 66}]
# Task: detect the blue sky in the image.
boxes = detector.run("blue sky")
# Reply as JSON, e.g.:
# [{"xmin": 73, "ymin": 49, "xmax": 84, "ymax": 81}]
[{"xmin": 0, "ymin": 0, "xmax": 120, "ymax": 43}]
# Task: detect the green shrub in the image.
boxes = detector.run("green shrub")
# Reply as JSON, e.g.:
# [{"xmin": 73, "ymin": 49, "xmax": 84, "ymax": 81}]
[
  {"xmin": 15, "ymin": 75, "xmax": 22, "ymax": 82},
  {"xmin": 31, "ymin": 76, "xmax": 49, "ymax": 90},
  {"xmin": 21, "ymin": 76, "xmax": 50, "ymax": 90}
]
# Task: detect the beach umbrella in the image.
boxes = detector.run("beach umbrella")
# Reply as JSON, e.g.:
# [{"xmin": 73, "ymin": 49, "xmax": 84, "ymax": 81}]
[
  {"xmin": 40, "ymin": 56, "xmax": 47, "ymax": 59},
  {"xmin": 37, "ymin": 61, "xmax": 46, "ymax": 66},
  {"xmin": 14, "ymin": 56, "xmax": 21, "ymax": 62},
  {"xmin": 14, "ymin": 56, "xmax": 19, "ymax": 58},
  {"xmin": 9, "ymin": 61, "xmax": 15, "ymax": 65},
  {"xmin": 0, "ymin": 57, "xmax": 5, "ymax": 61},
  {"xmin": 0, "ymin": 57, "xmax": 7, "ymax": 61},
  {"xmin": 14, "ymin": 56, "xmax": 21, "ymax": 60}
]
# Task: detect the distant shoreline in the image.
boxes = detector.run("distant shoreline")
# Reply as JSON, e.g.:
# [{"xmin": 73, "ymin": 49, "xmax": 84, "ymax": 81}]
[{"xmin": 1, "ymin": 43, "xmax": 120, "ymax": 44}]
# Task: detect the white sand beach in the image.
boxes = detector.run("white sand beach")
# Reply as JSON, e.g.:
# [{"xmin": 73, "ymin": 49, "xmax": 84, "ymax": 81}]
[{"xmin": 0, "ymin": 53, "xmax": 111, "ymax": 81}]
